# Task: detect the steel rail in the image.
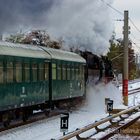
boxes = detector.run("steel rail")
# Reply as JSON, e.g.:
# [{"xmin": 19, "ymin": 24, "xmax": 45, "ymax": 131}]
[
  {"xmin": 99, "ymin": 113, "xmax": 140, "ymax": 140},
  {"xmin": 129, "ymin": 88, "xmax": 140, "ymax": 95},
  {"xmin": 0, "ymin": 109, "xmax": 60, "ymax": 133},
  {"xmin": 58, "ymin": 104, "xmax": 140, "ymax": 140}
]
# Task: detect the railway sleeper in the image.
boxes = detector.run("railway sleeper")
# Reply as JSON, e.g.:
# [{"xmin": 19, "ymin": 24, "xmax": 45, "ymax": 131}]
[
  {"xmin": 76, "ymin": 125, "xmax": 111, "ymax": 140},
  {"xmin": 95, "ymin": 126, "xmax": 104, "ymax": 132},
  {"xmin": 126, "ymin": 111, "xmax": 133, "ymax": 116},
  {"xmin": 76, "ymin": 134, "xmax": 90, "ymax": 140},
  {"xmin": 119, "ymin": 114, "xmax": 129, "ymax": 120},
  {"xmin": 133, "ymin": 108, "xmax": 140, "ymax": 113},
  {"xmin": 109, "ymin": 119, "xmax": 119, "ymax": 125}
]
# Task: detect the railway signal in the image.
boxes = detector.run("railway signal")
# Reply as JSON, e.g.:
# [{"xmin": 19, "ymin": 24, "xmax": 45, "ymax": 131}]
[
  {"xmin": 60, "ymin": 113, "xmax": 69, "ymax": 136},
  {"xmin": 107, "ymin": 99, "xmax": 113, "ymax": 115}
]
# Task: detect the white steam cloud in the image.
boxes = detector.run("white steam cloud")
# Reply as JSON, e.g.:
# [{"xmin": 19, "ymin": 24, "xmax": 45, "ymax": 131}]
[
  {"xmin": 84, "ymin": 83, "xmax": 124, "ymax": 116},
  {"xmin": 46, "ymin": 0, "xmax": 113, "ymax": 55},
  {"xmin": 1, "ymin": 0, "xmax": 113, "ymax": 55}
]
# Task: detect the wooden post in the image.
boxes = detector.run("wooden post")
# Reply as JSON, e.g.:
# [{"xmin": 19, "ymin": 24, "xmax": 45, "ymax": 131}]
[{"xmin": 123, "ymin": 10, "xmax": 129, "ymax": 106}]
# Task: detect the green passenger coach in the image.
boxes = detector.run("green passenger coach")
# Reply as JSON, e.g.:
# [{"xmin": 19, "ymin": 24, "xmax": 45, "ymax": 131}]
[
  {"xmin": 0, "ymin": 41, "xmax": 86, "ymax": 125},
  {"xmin": 0, "ymin": 42, "xmax": 51, "ymax": 112},
  {"xmin": 42, "ymin": 47, "xmax": 86, "ymax": 103}
]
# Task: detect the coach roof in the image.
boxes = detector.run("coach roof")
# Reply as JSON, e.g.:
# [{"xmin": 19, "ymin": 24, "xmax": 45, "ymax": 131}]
[
  {"xmin": 0, "ymin": 41, "xmax": 86, "ymax": 63},
  {"xmin": 0, "ymin": 41, "xmax": 51, "ymax": 59},
  {"xmin": 41, "ymin": 47, "xmax": 86, "ymax": 63}
]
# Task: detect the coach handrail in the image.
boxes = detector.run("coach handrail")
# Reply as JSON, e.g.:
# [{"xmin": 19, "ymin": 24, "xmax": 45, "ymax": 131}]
[{"xmin": 58, "ymin": 104, "xmax": 140, "ymax": 140}]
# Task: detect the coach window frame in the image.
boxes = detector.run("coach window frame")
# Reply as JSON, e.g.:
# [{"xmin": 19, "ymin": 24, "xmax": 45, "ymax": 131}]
[
  {"xmin": 57, "ymin": 62, "xmax": 62, "ymax": 80},
  {"xmin": 32, "ymin": 61, "xmax": 38, "ymax": 82},
  {"xmin": 0, "ymin": 60, "xmax": 3, "ymax": 83},
  {"xmin": 15, "ymin": 60, "xmax": 22, "ymax": 83},
  {"xmin": 67, "ymin": 64, "xmax": 70, "ymax": 80},
  {"xmin": 75, "ymin": 64, "xmax": 78, "ymax": 80},
  {"xmin": 6, "ymin": 60, "xmax": 14, "ymax": 83},
  {"xmin": 62, "ymin": 63, "xmax": 66, "ymax": 80},
  {"xmin": 24, "ymin": 61, "xmax": 30, "ymax": 82},
  {"xmin": 52, "ymin": 63, "xmax": 56, "ymax": 80},
  {"xmin": 45, "ymin": 62, "xmax": 49, "ymax": 80},
  {"xmin": 38, "ymin": 62, "xmax": 44, "ymax": 81},
  {"xmin": 71, "ymin": 64, "xmax": 75, "ymax": 80}
]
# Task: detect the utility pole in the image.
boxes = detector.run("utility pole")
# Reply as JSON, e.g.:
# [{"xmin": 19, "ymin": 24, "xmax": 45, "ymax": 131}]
[{"xmin": 123, "ymin": 10, "xmax": 129, "ymax": 106}]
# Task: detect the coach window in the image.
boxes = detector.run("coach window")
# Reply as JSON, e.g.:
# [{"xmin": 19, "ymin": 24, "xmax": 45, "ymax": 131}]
[
  {"xmin": 80, "ymin": 65, "xmax": 84, "ymax": 80},
  {"xmin": 45, "ymin": 63, "xmax": 49, "ymax": 80},
  {"xmin": 15, "ymin": 62, "xmax": 22, "ymax": 82},
  {"xmin": 39, "ymin": 63, "xmax": 44, "ymax": 81},
  {"xmin": 25, "ymin": 63, "xmax": 30, "ymax": 82},
  {"xmin": 0, "ymin": 62, "xmax": 3, "ymax": 83},
  {"xmin": 32, "ymin": 63, "xmax": 37, "ymax": 82},
  {"xmin": 62, "ymin": 65, "xmax": 66, "ymax": 80},
  {"xmin": 82, "ymin": 65, "xmax": 85, "ymax": 80},
  {"xmin": 79, "ymin": 65, "xmax": 82, "ymax": 80},
  {"xmin": 52, "ymin": 63, "xmax": 56, "ymax": 80},
  {"xmin": 78, "ymin": 65, "xmax": 80, "ymax": 80},
  {"xmin": 57, "ymin": 64, "xmax": 61, "ymax": 80},
  {"xmin": 7, "ymin": 62, "xmax": 13, "ymax": 82},
  {"xmin": 75, "ymin": 66, "xmax": 79, "ymax": 80},
  {"xmin": 67, "ymin": 65, "xmax": 70, "ymax": 80},
  {"xmin": 71, "ymin": 66, "xmax": 75, "ymax": 80}
]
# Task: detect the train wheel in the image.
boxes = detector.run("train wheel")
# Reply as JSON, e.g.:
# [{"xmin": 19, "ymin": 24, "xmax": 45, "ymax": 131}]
[
  {"xmin": 44, "ymin": 109, "xmax": 50, "ymax": 116},
  {"xmin": 15, "ymin": 110, "xmax": 20, "ymax": 119},
  {"xmin": 0, "ymin": 115, "xmax": 2, "ymax": 122},
  {"xmin": 22, "ymin": 109, "xmax": 29, "ymax": 122},
  {"xmin": 22, "ymin": 114, "xmax": 29, "ymax": 122},
  {"xmin": 3, "ymin": 120, "xmax": 10, "ymax": 127},
  {"xmin": 2, "ymin": 113, "xmax": 11, "ymax": 127}
]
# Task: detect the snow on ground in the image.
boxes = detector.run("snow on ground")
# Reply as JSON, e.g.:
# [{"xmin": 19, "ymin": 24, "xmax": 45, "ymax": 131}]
[
  {"xmin": 128, "ymin": 92, "xmax": 140, "ymax": 106},
  {"xmin": 0, "ymin": 81, "xmax": 140, "ymax": 140},
  {"xmin": 118, "ymin": 79, "xmax": 140, "ymax": 106}
]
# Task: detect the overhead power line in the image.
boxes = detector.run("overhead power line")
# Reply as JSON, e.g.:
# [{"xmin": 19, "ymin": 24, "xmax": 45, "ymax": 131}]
[
  {"xmin": 130, "ymin": 33, "xmax": 140, "ymax": 42},
  {"xmin": 111, "ymin": 53, "xmax": 123, "ymax": 61},
  {"xmin": 100, "ymin": 0, "xmax": 123, "ymax": 16},
  {"xmin": 100, "ymin": 0, "xmax": 140, "ymax": 35},
  {"xmin": 130, "ymin": 39, "xmax": 140, "ymax": 53},
  {"xmin": 129, "ymin": 18, "xmax": 140, "ymax": 34}
]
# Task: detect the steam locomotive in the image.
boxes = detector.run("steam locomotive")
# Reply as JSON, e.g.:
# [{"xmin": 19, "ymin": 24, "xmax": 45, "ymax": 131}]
[{"xmin": 81, "ymin": 51, "xmax": 114, "ymax": 84}]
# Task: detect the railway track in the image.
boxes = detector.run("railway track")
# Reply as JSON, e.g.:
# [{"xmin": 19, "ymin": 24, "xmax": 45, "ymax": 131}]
[
  {"xmin": 58, "ymin": 104, "xmax": 140, "ymax": 140},
  {"xmin": 99, "ymin": 112, "xmax": 140, "ymax": 140},
  {"xmin": 129, "ymin": 88, "xmax": 140, "ymax": 95},
  {"xmin": 0, "ymin": 109, "xmax": 66, "ymax": 133}
]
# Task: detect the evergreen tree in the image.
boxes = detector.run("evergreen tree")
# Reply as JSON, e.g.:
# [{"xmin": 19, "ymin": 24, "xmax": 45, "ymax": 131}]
[{"xmin": 107, "ymin": 33, "xmax": 137, "ymax": 80}]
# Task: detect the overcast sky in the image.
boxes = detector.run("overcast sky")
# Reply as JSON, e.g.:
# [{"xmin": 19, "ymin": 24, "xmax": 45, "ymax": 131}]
[
  {"xmin": 112, "ymin": 0, "xmax": 140, "ymax": 45},
  {"xmin": 1, "ymin": 0, "xmax": 140, "ymax": 54}
]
